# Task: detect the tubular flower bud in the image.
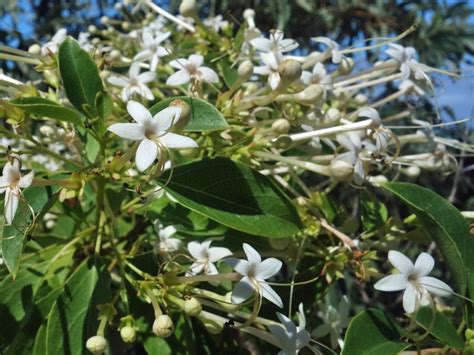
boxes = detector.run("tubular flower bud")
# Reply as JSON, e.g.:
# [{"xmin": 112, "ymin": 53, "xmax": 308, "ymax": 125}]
[
  {"xmin": 271, "ymin": 119, "xmax": 291, "ymax": 135},
  {"xmin": 120, "ymin": 326, "xmax": 136, "ymax": 343},
  {"xmin": 354, "ymin": 93, "xmax": 368, "ymax": 105},
  {"xmin": 243, "ymin": 9, "xmax": 256, "ymax": 28},
  {"xmin": 28, "ymin": 44, "xmax": 41, "ymax": 55},
  {"xmin": 238, "ymin": 60, "xmax": 254, "ymax": 80},
  {"xmin": 184, "ymin": 297, "xmax": 202, "ymax": 316},
  {"xmin": 153, "ymin": 315, "xmax": 174, "ymax": 338},
  {"xmin": 330, "ymin": 158, "xmax": 354, "ymax": 182},
  {"xmin": 86, "ymin": 335, "xmax": 108, "ymax": 354},
  {"xmin": 324, "ymin": 108, "xmax": 341, "ymax": 125},
  {"xmin": 275, "ymin": 84, "xmax": 324, "ymax": 104}
]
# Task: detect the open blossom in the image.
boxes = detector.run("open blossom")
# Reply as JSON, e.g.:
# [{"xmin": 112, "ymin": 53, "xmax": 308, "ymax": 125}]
[
  {"xmin": 333, "ymin": 132, "xmax": 366, "ymax": 185},
  {"xmin": 107, "ymin": 62, "xmax": 156, "ymax": 102},
  {"xmin": 311, "ymin": 37, "xmax": 345, "ymax": 64},
  {"xmin": 0, "ymin": 159, "xmax": 34, "ymax": 225},
  {"xmin": 312, "ymin": 296, "xmax": 350, "ymax": 349},
  {"xmin": 268, "ymin": 303, "xmax": 310, "ymax": 355},
  {"xmin": 186, "ymin": 240, "xmax": 232, "ymax": 275},
  {"xmin": 301, "ymin": 62, "xmax": 332, "ymax": 93},
  {"xmin": 107, "ymin": 101, "xmax": 198, "ymax": 171},
  {"xmin": 134, "ymin": 30, "xmax": 171, "ymax": 71},
  {"xmin": 374, "ymin": 250, "xmax": 453, "ymax": 314},
  {"xmin": 226, "ymin": 243, "xmax": 283, "ymax": 308},
  {"xmin": 254, "ymin": 51, "xmax": 282, "ymax": 90},
  {"xmin": 41, "ymin": 28, "xmax": 67, "ymax": 55},
  {"xmin": 155, "ymin": 223, "xmax": 182, "ymax": 254},
  {"xmin": 251, "ymin": 30, "xmax": 298, "ymax": 55},
  {"xmin": 167, "ymin": 54, "xmax": 218, "ymax": 86},
  {"xmin": 203, "ymin": 15, "xmax": 229, "ymax": 32}
]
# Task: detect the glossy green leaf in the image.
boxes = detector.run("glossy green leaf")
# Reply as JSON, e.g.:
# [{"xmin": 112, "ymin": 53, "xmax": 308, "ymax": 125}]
[
  {"xmin": 32, "ymin": 324, "xmax": 47, "ymax": 355},
  {"xmin": 150, "ymin": 96, "xmax": 228, "ymax": 131},
  {"xmin": 342, "ymin": 309, "xmax": 409, "ymax": 355},
  {"xmin": 383, "ymin": 182, "xmax": 472, "ymax": 297},
  {"xmin": 58, "ymin": 37, "xmax": 105, "ymax": 117},
  {"xmin": 45, "ymin": 257, "xmax": 111, "ymax": 355},
  {"xmin": 10, "ymin": 97, "xmax": 84, "ymax": 126},
  {"xmin": 144, "ymin": 337, "xmax": 172, "ymax": 355},
  {"xmin": 158, "ymin": 157, "xmax": 301, "ymax": 238},
  {"xmin": 360, "ymin": 190, "xmax": 388, "ymax": 232},
  {"xmin": 416, "ymin": 307, "xmax": 464, "ymax": 349}
]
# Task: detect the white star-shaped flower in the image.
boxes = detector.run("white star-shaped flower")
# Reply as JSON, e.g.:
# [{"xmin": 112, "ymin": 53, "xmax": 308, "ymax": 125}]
[
  {"xmin": 134, "ymin": 30, "xmax": 171, "ymax": 71},
  {"xmin": 41, "ymin": 28, "xmax": 67, "ymax": 56},
  {"xmin": 203, "ymin": 15, "xmax": 229, "ymax": 32},
  {"xmin": 253, "ymin": 51, "xmax": 282, "ymax": 90},
  {"xmin": 374, "ymin": 250, "xmax": 453, "ymax": 314},
  {"xmin": 386, "ymin": 44, "xmax": 432, "ymax": 83},
  {"xmin": 311, "ymin": 37, "xmax": 345, "ymax": 64},
  {"xmin": 0, "ymin": 159, "xmax": 34, "ymax": 225},
  {"xmin": 250, "ymin": 30, "xmax": 298, "ymax": 55},
  {"xmin": 167, "ymin": 54, "xmax": 218, "ymax": 86},
  {"xmin": 155, "ymin": 224, "xmax": 182, "ymax": 254},
  {"xmin": 107, "ymin": 101, "xmax": 198, "ymax": 171},
  {"xmin": 312, "ymin": 296, "xmax": 350, "ymax": 349},
  {"xmin": 301, "ymin": 62, "xmax": 332, "ymax": 93},
  {"xmin": 226, "ymin": 243, "xmax": 283, "ymax": 308},
  {"xmin": 268, "ymin": 303, "xmax": 310, "ymax": 355},
  {"xmin": 186, "ymin": 240, "xmax": 232, "ymax": 275},
  {"xmin": 334, "ymin": 132, "xmax": 365, "ymax": 185},
  {"xmin": 107, "ymin": 62, "xmax": 156, "ymax": 102}
]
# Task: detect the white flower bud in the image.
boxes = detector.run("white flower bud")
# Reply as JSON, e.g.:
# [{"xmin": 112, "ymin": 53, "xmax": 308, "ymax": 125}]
[
  {"xmin": 184, "ymin": 297, "xmax": 202, "ymax": 316},
  {"xmin": 114, "ymin": 3, "xmax": 123, "ymax": 11},
  {"xmin": 91, "ymin": 38, "xmax": 101, "ymax": 46},
  {"xmin": 86, "ymin": 335, "xmax": 108, "ymax": 354},
  {"xmin": 324, "ymin": 108, "xmax": 341, "ymax": 125},
  {"xmin": 271, "ymin": 118, "xmax": 291, "ymax": 135},
  {"xmin": 120, "ymin": 326, "xmax": 136, "ymax": 343},
  {"xmin": 243, "ymin": 9, "xmax": 255, "ymax": 21},
  {"xmin": 278, "ymin": 59, "xmax": 302, "ymax": 84},
  {"xmin": 338, "ymin": 57, "xmax": 354, "ymax": 75},
  {"xmin": 179, "ymin": 0, "xmax": 196, "ymax": 17},
  {"xmin": 88, "ymin": 25, "xmax": 97, "ymax": 33},
  {"xmin": 121, "ymin": 22, "xmax": 131, "ymax": 31},
  {"xmin": 330, "ymin": 158, "xmax": 354, "ymax": 182},
  {"xmin": 354, "ymin": 93, "xmax": 368, "ymax": 105},
  {"xmin": 237, "ymin": 60, "xmax": 254, "ymax": 80},
  {"xmin": 367, "ymin": 175, "xmax": 388, "ymax": 186},
  {"xmin": 405, "ymin": 166, "xmax": 421, "ymax": 178},
  {"xmin": 28, "ymin": 44, "xmax": 41, "ymax": 55},
  {"xmin": 153, "ymin": 315, "xmax": 174, "ymax": 338},
  {"xmin": 100, "ymin": 16, "xmax": 109, "ymax": 25},
  {"xmin": 40, "ymin": 125, "xmax": 55, "ymax": 137}
]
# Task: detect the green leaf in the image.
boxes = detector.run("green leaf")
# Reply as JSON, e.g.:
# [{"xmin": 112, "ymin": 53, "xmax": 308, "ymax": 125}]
[
  {"xmin": 416, "ymin": 307, "xmax": 464, "ymax": 349},
  {"xmin": 158, "ymin": 157, "xmax": 301, "ymax": 238},
  {"xmin": 360, "ymin": 190, "xmax": 388, "ymax": 232},
  {"xmin": 218, "ymin": 59, "xmax": 239, "ymax": 88},
  {"xmin": 45, "ymin": 257, "xmax": 111, "ymax": 355},
  {"xmin": 32, "ymin": 324, "xmax": 47, "ymax": 355},
  {"xmin": 10, "ymin": 97, "xmax": 84, "ymax": 126},
  {"xmin": 150, "ymin": 96, "xmax": 228, "ymax": 131},
  {"xmin": 383, "ymin": 182, "xmax": 472, "ymax": 297},
  {"xmin": 144, "ymin": 337, "xmax": 172, "ymax": 355},
  {"xmin": 342, "ymin": 309, "xmax": 409, "ymax": 355},
  {"xmin": 58, "ymin": 37, "xmax": 105, "ymax": 117},
  {"xmin": 1, "ymin": 186, "xmax": 57, "ymax": 278}
]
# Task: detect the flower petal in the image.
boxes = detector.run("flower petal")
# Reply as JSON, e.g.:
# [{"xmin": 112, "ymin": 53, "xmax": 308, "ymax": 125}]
[
  {"xmin": 166, "ymin": 69, "xmax": 191, "ymax": 86},
  {"xmin": 419, "ymin": 276, "xmax": 453, "ymax": 297},
  {"xmin": 4, "ymin": 189, "xmax": 19, "ymax": 225},
  {"xmin": 388, "ymin": 250, "xmax": 414, "ymax": 275},
  {"xmin": 207, "ymin": 247, "xmax": 232, "ymax": 262},
  {"xmin": 127, "ymin": 101, "xmax": 152, "ymax": 124},
  {"xmin": 107, "ymin": 75, "xmax": 129, "ymax": 87},
  {"xmin": 243, "ymin": 243, "xmax": 261, "ymax": 265},
  {"xmin": 312, "ymin": 323, "xmax": 331, "ymax": 337},
  {"xmin": 414, "ymin": 252, "xmax": 434, "ymax": 277},
  {"xmin": 260, "ymin": 282, "xmax": 283, "ymax": 308},
  {"xmin": 169, "ymin": 58, "xmax": 188, "ymax": 69},
  {"xmin": 160, "ymin": 225, "xmax": 177, "ymax": 240},
  {"xmin": 187, "ymin": 241, "xmax": 206, "ymax": 260},
  {"xmin": 108, "ymin": 123, "xmax": 145, "ymax": 140},
  {"xmin": 225, "ymin": 258, "xmax": 250, "ymax": 276},
  {"xmin": 255, "ymin": 258, "xmax": 282, "ymax": 280},
  {"xmin": 402, "ymin": 283, "xmax": 417, "ymax": 314},
  {"xmin": 188, "ymin": 54, "xmax": 204, "ymax": 68},
  {"xmin": 268, "ymin": 72, "xmax": 280, "ymax": 90},
  {"xmin": 138, "ymin": 71, "xmax": 156, "ymax": 84},
  {"xmin": 129, "ymin": 62, "xmax": 141, "ymax": 78},
  {"xmin": 231, "ymin": 277, "xmax": 254, "ymax": 304},
  {"xmin": 198, "ymin": 67, "xmax": 219, "ymax": 83},
  {"xmin": 160, "ymin": 133, "xmax": 198, "ymax": 149},
  {"xmin": 250, "ymin": 37, "xmax": 272, "ymax": 52},
  {"xmin": 154, "ymin": 107, "xmax": 182, "ymax": 132},
  {"xmin": 18, "ymin": 171, "xmax": 34, "ymax": 188},
  {"xmin": 277, "ymin": 312, "xmax": 297, "ymax": 334},
  {"xmin": 135, "ymin": 138, "xmax": 158, "ymax": 171},
  {"xmin": 374, "ymin": 274, "xmax": 409, "ymax": 291}
]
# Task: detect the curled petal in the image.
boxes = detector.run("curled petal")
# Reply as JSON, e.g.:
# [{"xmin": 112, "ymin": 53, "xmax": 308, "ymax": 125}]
[
  {"xmin": 198, "ymin": 67, "xmax": 219, "ymax": 83},
  {"xmin": 207, "ymin": 246, "xmax": 232, "ymax": 262},
  {"xmin": 225, "ymin": 258, "xmax": 250, "ymax": 276},
  {"xmin": 4, "ymin": 189, "xmax": 19, "ymax": 225},
  {"xmin": 154, "ymin": 107, "xmax": 182, "ymax": 132},
  {"xmin": 18, "ymin": 171, "xmax": 34, "ymax": 188}
]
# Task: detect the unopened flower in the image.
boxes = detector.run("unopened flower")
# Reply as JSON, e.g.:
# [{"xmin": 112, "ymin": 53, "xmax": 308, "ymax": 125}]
[
  {"xmin": 268, "ymin": 303, "xmax": 310, "ymax": 354},
  {"xmin": 186, "ymin": 239, "xmax": 232, "ymax": 275},
  {"xmin": 167, "ymin": 54, "xmax": 218, "ymax": 86},
  {"xmin": 251, "ymin": 30, "xmax": 298, "ymax": 55},
  {"xmin": 332, "ymin": 132, "xmax": 365, "ymax": 185},
  {"xmin": 120, "ymin": 326, "xmax": 136, "ymax": 343},
  {"xmin": 312, "ymin": 296, "xmax": 350, "ymax": 349},
  {"xmin": 226, "ymin": 243, "xmax": 283, "ymax": 308},
  {"xmin": 86, "ymin": 335, "xmax": 108, "ymax": 354},
  {"xmin": 153, "ymin": 315, "xmax": 174, "ymax": 338},
  {"xmin": 107, "ymin": 62, "xmax": 156, "ymax": 102},
  {"xmin": 41, "ymin": 28, "xmax": 67, "ymax": 55},
  {"xmin": 107, "ymin": 101, "xmax": 198, "ymax": 171},
  {"xmin": 374, "ymin": 250, "xmax": 453, "ymax": 314},
  {"xmin": 0, "ymin": 159, "xmax": 34, "ymax": 225},
  {"xmin": 134, "ymin": 30, "xmax": 171, "ymax": 71}
]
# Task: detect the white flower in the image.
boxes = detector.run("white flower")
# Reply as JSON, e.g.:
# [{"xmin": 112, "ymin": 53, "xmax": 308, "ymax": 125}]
[
  {"xmin": 167, "ymin": 54, "xmax": 218, "ymax": 86},
  {"xmin": 41, "ymin": 28, "xmax": 67, "ymax": 55},
  {"xmin": 186, "ymin": 240, "xmax": 232, "ymax": 275},
  {"xmin": 374, "ymin": 250, "xmax": 453, "ymax": 314},
  {"xmin": 311, "ymin": 37, "xmax": 345, "ymax": 64},
  {"xmin": 385, "ymin": 44, "xmax": 431, "ymax": 83},
  {"xmin": 78, "ymin": 32, "xmax": 92, "ymax": 52},
  {"xmin": 203, "ymin": 15, "xmax": 229, "ymax": 32},
  {"xmin": 107, "ymin": 62, "xmax": 156, "ymax": 102},
  {"xmin": 251, "ymin": 30, "xmax": 298, "ymax": 55},
  {"xmin": 226, "ymin": 243, "xmax": 283, "ymax": 308},
  {"xmin": 268, "ymin": 303, "xmax": 310, "ymax": 355},
  {"xmin": 312, "ymin": 296, "xmax": 350, "ymax": 349},
  {"xmin": 301, "ymin": 62, "xmax": 332, "ymax": 93},
  {"xmin": 134, "ymin": 30, "xmax": 171, "ymax": 71},
  {"xmin": 107, "ymin": 101, "xmax": 198, "ymax": 171},
  {"xmin": 155, "ymin": 224, "xmax": 182, "ymax": 254},
  {"xmin": 334, "ymin": 132, "xmax": 365, "ymax": 185},
  {"xmin": 254, "ymin": 52, "xmax": 283, "ymax": 90},
  {"xmin": 0, "ymin": 159, "xmax": 34, "ymax": 225}
]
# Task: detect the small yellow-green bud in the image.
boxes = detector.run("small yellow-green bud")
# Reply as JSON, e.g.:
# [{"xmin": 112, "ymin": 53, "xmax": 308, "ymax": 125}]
[
  {"xmin": 100, "ymin": 16, "xmax": 109, "ymax": 25},
  {"xmin": 43, "ymin": 70, "xmax": 59, "ymax": 88},
  {"xmin": 184, "ymin": 297, "xmax": 202, "ymax": 316},
  {"xmin": 278, "ymin": 59, "xmax": 303, "ymax": 84},
  {"xmin": 338, "ymin": 57, "xmax": 354, "ymax": 75},
  {"xmin": 465, "ymin": 329, "xmax": 474, "ymax": 341},
  {"xmin": 237, "ymin": 60, "xmax": 254, "ymax": 80},
  {"xmin": 179, "ymin": 0, "xmax": 196, "ymax": 17},
  {"xmin": 271, "ymin": 118, "xmax": 291, "ymax": 135},
  {"xmin": 86, "ymin": 335, "xmax": 108, "ymax": 354},
  {"xmin": 109, "ymin": 50, "xmax": 121, "ymax": 61},
  {"xmin": 354, "ymin": 93, "xmax": 368, "ymax": 105},
  {"xmin": 269, "ymin": 238, "xmax": 290, "ymax": 251},
  {"xmin": 28, "ymin": 44, "xmax": 41, "ymax": 55},
  {"xmin": 120, "ymin": 326, "xmax": 136, "ymax": 343},
  {"xmin": 88, "ymin": 25, "xmax": 97, "ymax": 33},
  {"xmin": 153, "ymin": 315, "xmax": 174, "ymax": 338},
  {"xmin": 324, "ymin": 108, "xmax": 341, "ymax": 125},
  {"xmin": 121, "ymin": 22, "xmax": 131, "ymax": 31}
]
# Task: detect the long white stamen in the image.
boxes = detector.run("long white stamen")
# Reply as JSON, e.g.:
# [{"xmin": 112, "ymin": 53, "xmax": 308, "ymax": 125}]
[{"xmin": 144, "ymin": 1, "xmax": 195, "ymax": 33}]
